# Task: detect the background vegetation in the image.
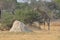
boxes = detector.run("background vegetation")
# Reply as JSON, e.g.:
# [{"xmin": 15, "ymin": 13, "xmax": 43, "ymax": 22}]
[{"xmin": 0, "ymin": 0, "xmax": 60, "ymax": 30}]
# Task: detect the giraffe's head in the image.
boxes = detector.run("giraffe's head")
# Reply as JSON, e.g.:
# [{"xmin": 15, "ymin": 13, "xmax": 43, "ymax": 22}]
[{"xmin": 33, "ymin": 6, "xmax": 46, "ymax": 14}]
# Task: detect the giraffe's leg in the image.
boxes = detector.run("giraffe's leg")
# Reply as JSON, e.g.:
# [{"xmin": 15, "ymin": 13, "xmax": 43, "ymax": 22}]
[
  {"xmin": 48, "ymin": 22, "xmax": 50, "ymax": 30},
  {"xmin": 0, "ymin": 10, "xmax": 1, "ymax": 19},
  {"xmin": 44, "ymin": 22, "xmax": 45, "ymax": 30},
  {"xmin": 39, "ymin": 23, "xmax": 41, "ymax": 30},
  {"xmin": 47, "ymin": 19, "xmax": 50, "ymax": 30}
]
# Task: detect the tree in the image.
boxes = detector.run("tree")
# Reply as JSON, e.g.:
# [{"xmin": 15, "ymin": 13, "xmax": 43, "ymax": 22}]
[
  {"xmin": 28, "ymin": 0, "xmax": 54, "ymax": 30},
  {"xmin": 0, "ymin": 0, "xmax": 17, "ymax": 19},
  {"xmin": 55, "ymin": 0, "xmax": 60, "ymax": 3}
]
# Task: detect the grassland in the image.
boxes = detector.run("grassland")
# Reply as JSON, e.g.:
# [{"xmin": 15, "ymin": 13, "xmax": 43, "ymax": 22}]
[{"xmin": 0, "ymin": 20, "xmax": 60, "ymax": 40}]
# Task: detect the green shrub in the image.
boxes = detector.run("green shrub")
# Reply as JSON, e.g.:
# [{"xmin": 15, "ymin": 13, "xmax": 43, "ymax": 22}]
[
  {"xmin": 1, "ymin": 9, "xmax": 40, "ymax": 29},
  {"xmin": 1, "ymin": 12, "xmax": 14, "ymax": 28}
]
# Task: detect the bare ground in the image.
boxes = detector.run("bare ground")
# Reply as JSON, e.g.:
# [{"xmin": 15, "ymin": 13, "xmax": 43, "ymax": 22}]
[{"xmin": 0, "ymin": 20, "xmax": 60, "ymax": 40}]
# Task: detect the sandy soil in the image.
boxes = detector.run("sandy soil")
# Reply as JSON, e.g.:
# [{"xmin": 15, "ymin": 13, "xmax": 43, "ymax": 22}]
[{"xmin": 0, "ymin": 20, "xmax": 60, "ymax": 40}]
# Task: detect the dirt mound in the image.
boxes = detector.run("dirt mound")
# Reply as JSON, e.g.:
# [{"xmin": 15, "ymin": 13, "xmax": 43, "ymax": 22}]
[{"xmin": 10, "ymin": 20, "xmax": 32, "ymax": 32}]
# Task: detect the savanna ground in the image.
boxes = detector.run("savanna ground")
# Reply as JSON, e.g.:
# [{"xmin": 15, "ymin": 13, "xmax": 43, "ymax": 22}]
[{"xmin": 0, "ymin": 19, "xmax": 60, "ymax": 40}]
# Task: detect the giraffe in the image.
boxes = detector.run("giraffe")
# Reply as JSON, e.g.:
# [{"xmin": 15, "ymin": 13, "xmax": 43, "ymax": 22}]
[
  {"xmin": 31, "ymin": 0, "xmax": 51, "ymax": 30},
  {"xmin": 34, "ymin": 6, "xmax": 51, "ymax": 30}
]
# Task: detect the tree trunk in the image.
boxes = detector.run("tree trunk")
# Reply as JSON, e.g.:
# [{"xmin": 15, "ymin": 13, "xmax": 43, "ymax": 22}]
[{"xmin": 0, "ymin": 9, "xmax": 1, "ymax": 22}]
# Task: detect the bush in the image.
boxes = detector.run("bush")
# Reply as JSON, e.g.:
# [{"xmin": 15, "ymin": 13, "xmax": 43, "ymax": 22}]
[
  {"xmin": 1, "ymin": 12, "xmax": 14, "ymax": 29},
  {"xmin": 1, "ymin": 9, "xmax": 41, "ymax": 30}
]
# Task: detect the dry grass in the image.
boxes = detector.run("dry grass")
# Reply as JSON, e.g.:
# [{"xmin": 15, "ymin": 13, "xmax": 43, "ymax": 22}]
[
  {"xmin": 0, "ymin": 20, "xmax": 60, "ymax": 40},
  {"xmin": 0, "ymin": 31, "xmax": 60, "ymax": 40}
]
